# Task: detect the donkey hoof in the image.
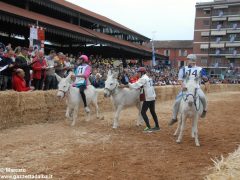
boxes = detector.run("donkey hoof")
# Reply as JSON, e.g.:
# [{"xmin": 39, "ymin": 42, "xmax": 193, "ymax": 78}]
[
  {"xmin": 112, "ymin": 125, "xmax": 118, "ymax": 129},
  {"xmin": 173, "ymin": 133, "xmax": 177, "ymax": 137},
  {"xmin": 196, "ymin": 143, "xmax": 200, "ymax": 147},
  {"xmin": 176, "ymin": 140, "xmax": 181, "ymax": 144},
  {"xmin": 71, "ymin": 123, "xmax": 75, "ymax": 127}
]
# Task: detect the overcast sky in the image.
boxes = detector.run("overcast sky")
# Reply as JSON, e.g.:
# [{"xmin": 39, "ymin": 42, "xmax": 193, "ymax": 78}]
[{"xmin": 66, "ymin": 0, "xmax": 212, "ymax": 40}]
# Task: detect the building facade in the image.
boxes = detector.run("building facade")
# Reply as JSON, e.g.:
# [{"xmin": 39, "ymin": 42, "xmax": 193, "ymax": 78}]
[
  {"xmin": 194, "ymin": 0, "xmax": 240, "ymax": 76},
  {"xmin": 146, "ymin": 40, "xmax": 193, "ymax": 68},
  {"xmin": 0, "ymin": 0, "xmax": 167, "ymax": 60}
]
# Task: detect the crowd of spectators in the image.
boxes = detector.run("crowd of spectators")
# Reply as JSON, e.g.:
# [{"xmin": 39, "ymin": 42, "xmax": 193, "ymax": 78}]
[{"xmin": 0, "ymin": 43, "xmax": 239, "ymax": 92}]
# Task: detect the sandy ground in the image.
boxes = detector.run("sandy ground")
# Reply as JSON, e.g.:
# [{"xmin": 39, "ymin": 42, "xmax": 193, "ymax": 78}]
[{"xmin": 0, "ymin": 91, "xmax": 240, "ymax": 180}]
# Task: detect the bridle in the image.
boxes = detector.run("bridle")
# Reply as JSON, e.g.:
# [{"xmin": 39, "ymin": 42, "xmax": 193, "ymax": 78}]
[
  {"xmin": 104, "ymin": 82, "xmax": 119, "ymax": 96},
  {"xmin": 182, "ymin": 87, "xmax": 200, "ymax": 111},
  {"xmin": 58, "ymin": 85, "xmax": 70, "ymax": 98}
]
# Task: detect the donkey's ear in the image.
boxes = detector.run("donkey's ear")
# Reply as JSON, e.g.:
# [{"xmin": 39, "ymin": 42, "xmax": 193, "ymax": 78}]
[
  {"xmin": 55, "ymin": 73, "xmax": 62, "ymax": 82},
  {"xmin": 112, "ymin": 71, "xmax": 119, "ymax": 79},
  {"xmin": 107, "ymin": 69, "xmax": 112, "ymax": 76}
]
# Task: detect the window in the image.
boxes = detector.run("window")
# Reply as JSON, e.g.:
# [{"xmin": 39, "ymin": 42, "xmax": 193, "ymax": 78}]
[
  {"xmin": 179, "ymin": 49, "xmax": 188, "ymax": 57},
  {"xmin": 201, "ymin": 48, "xmax": 208, "ymax": 53},
  {"xmin": 183, "ymin": 50, "xmax": 188, "ymax": 57},
  {"xmin": 200, "ymin": 57, "xmax": 208, "ymax": 65},
  {"xmin": 179, "ymin": 49, "xmax": 183, "ymax": 56},
  {"xmin": 229, "ymin": 34, "xmax": 236, "ymax": 42},
  {"xmin": 204, "ymin": 10, "xmax": 210, "ymax": 15},
  {"xmin": 216, "ymin": 37, "xmax": 221, "ymax": 43},
  {"xmin": 164, "ymin": 49, "xmax": 170, "ymax": 56},
  {"xmin": 203, "ymin": 20, "xmax": 210, "ymax": 26}
]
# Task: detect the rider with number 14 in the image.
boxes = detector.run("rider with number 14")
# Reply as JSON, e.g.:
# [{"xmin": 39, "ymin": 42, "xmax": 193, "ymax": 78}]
[{"xmin": 169, "ymin": 54, "xmax": 208, "ymax": 126}]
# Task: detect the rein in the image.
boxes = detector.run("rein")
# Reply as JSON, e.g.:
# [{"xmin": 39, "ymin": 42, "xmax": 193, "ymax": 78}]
[
  {"xmin": 182, "ymin": 88, "xmax": 200, "ymax": 111},
  {"xmin": 58, "ymin": 86, "xmax": 70, "ymax": 98},
  {"xmin": 104, "ymin": 83, "xmax": 119, "ymax": 96}
]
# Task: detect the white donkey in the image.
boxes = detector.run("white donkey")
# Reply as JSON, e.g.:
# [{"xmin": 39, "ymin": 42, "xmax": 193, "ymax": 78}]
[
  {"xmin": 174, "ymin": 78, "xmax": 203, "ymax": 146},
  {"xmin": 103, "ymin": 70, "xmax": 144, "ymax": 128},
  {"xmin": 55, "ymin": 72, "xmax": 100, "ymax": 126}
]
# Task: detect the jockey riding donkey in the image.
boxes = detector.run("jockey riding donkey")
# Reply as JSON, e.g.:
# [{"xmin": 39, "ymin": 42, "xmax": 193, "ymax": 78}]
[
  {"xmin": 71, "ymin": 55, "xmax": 91, "ymax": 113},
  {"xmin": 169, "ymin": 54, "xmax": 208, "ymax": 126}
]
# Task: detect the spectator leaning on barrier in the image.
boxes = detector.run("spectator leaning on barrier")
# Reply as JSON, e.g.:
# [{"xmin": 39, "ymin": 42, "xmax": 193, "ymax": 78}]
[
  {"xmin": 32, "ymin": 50, "xmax": 47, "ymax": 90},
  {"xmin": 44, "ymin": 50, "xmax": 57, "ymax": 90},
  {"xmin": 120, "ymin": 68, "xmax": 130, "ymax": 85},
  {"xmin": 0, "ymin": 48, "xmax": 15, "ymax": 90},
  {"xmin": 12, "ymin": 68, "xmax": 34, "ymax": 92},
  {"xmin": 92, "ymin": 73, "xmax": 105, "ymax": 88},
  {"xmin": 55, "ymin": 52, "xmax": 65, "ymax": 78},
  {"xmin": 15, "ymin": 47, "xmax": 31, "ymax": 87},
  {"xmin": 0, "ymin": 42, "xmax": 5, "ymax": 56}
]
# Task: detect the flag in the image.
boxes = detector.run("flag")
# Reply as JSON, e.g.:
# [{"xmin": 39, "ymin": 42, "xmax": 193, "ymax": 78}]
[
  {"xmin": 38, "ymin": 28, "xmax": 45, "ymax": 41},
  {"xmin": 152, "ymin": 41, "xmax": 156, "ymax": 66},
  {"xmin": 30, "ymin": 27, "xmax": 38, "ymax": 40}
]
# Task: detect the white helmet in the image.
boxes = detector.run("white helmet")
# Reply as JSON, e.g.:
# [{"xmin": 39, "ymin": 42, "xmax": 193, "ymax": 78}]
[{"xmin": 187, "ymin": 54, "xmax": 197, "ymax": 62}]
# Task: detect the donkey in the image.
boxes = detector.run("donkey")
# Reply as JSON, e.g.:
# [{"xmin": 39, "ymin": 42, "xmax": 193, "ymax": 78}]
[
  {"xmin": 174, "ymin": 78, "xmax": 203, "ymax": 146},
  {"xmin": 55, "ymin": 72, "xmax": 100, "ymax": 126},
  {"xmin": 103, "ymin": 69, "xmax": 144, "ymax": 128}
]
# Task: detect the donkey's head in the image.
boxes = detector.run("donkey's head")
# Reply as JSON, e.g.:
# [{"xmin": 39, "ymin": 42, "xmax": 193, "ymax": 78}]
[
  {"xmin": 56, "ymin": 72, "xmax": 73, "ymax": 99},
  {"xmin": 103, "ymin": 69, "xmax": 119, "ymax": 97},
  {"xmin": 183, "ymin": 79, "xmax": 199, "ymax": 107}
]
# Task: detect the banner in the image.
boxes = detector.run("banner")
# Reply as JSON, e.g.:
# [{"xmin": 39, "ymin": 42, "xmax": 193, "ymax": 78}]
[
  {"xmin": 152, "ymin": 41, "xmax": 156, "ymax": 66},
  {"xmin": 29, "ymin": 26, "xmax": 45, "ymax": 51},
  {"xmin": 30, "ymin": 27, "xmax": 38, "ymax": 40},
  {"xmin": 38, "ymin": 28, "xmax": 45, "ymax": 41}
]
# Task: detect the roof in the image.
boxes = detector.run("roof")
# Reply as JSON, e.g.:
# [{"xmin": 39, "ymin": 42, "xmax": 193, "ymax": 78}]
[
  {"xmin": 145, "ymin": 40, "xmax": 193, "ymax": 49},
  {"xmin": 196, "ymin": 0, "xmax": 240, "ymax": 7},
  {"xmin": 50, "ymin": 0, "xmax": 150, "ymax": 41},
  {"xmin": 0, "ymin": 2, "xmax": 161, "ymax": 57}
]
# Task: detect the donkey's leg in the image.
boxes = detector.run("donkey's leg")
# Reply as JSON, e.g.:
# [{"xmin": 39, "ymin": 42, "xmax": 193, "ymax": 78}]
[
  {"xmin": 193, "ymin": 115, "xmax": 200, "ymax": 147},
  {"xmin": 65, "ymin": 106, "xmax": 70, "ymax": 120},
  {"xmin": 176, "ymin": 114, "xmax": 186, "ymax": 143},
  {"xmin": 93, "ymin": 95, "xmax": 100, "ymax": 119},
  {"xmin": 191, "ymin": 118, "xmax": 195, "ymax": 138},
  {"xmin": 174, "ymin": 114, "xmax": 182, "ymax": 136},
  {"xmin": 136, "ymin": 102, "xmax": 144, "ymax": 126},
  {"xmin": 71, "ymin": 106, "xmax": 79, "ymax": 126},
  {"xmin": 113, "ymin": 105, "xmax": 123, "ymax": 129}
]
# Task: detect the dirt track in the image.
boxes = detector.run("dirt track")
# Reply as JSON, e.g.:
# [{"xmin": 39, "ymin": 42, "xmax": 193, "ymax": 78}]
[{"xmin": 0, "ymin": 91, "xmax": 240, "ymax": 180}]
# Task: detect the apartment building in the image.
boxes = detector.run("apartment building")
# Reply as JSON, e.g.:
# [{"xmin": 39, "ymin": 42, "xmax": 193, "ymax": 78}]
[{"xmin": 194, "ymin": 0, "xmax": 240, "ymax": 75}]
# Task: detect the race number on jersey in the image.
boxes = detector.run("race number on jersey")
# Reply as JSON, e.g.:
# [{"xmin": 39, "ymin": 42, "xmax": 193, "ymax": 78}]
[{"xmin": 184, "ymin": 66, "xmax": 202, "ymax": 80}]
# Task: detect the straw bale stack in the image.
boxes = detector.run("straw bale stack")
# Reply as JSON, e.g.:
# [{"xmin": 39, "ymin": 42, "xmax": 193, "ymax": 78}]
[
  {"xmin": 206, "ymin": 146, "xmax": 240, "ymax": 180},
  {"xmin": 0, "ymin": 84, "xmax": 239, "ymax": 129}
]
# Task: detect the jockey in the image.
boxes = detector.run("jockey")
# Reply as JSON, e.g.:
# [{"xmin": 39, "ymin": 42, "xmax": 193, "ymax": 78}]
[
  {"xmin": 168, "ymin": 54, "xmax": 208, "ymax": 126},
  {"xmin": 72, "ymin": 55, "xmax": 91, "ymax": 113},
  {"xmin": 120, "ymin": 67, "xmax": 160, "ymax": 132}
]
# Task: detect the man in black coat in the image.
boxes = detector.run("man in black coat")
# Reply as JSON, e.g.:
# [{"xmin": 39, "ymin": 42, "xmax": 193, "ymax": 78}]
[
  {"xmin": 0, "ymin": 48, "xmax": 15, "ymax": 90},
  {"xmin": 15, "ymin": 47, "xmax": 31, "ymax": 87}
]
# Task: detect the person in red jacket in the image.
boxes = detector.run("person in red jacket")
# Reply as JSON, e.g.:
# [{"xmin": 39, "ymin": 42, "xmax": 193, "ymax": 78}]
[
  {"xmin": 12, "ymin": 69, "xmax": 34, "ymax": 92},
  {"xmin": 32, "ymin": 50, "xmax": 47, "ymax": 90}
]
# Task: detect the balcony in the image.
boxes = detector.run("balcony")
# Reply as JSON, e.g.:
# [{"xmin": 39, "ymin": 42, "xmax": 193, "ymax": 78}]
[
  {"xmin": 227, "ymin": 29, "xmax": 240, "ymax": 33},
  {"xmin": 201, "ymin": 31, "xmax": 210, "ymax": 36},
  {"xmin": 212, "ymin": 11, "xmax": 240, "ymax": 17},
  {"xmin": 226, "ymin": 42, "xmax": 240, "ymax": 47},
  {"xmin": 200, "ymin": 44, "xmax": 209, "ymax": 49},
  {"xmin": 209, "ymin": 50, "xmax": 239, "ymax": 56},
  {"xmin": 210, "ymin": 43, "xmax": 225, "ymax": 48},
  {"xmin": 228, "ymin": 16, "xmax": 240, "ymax": 21},
  {"xmin": 212, "ymin": 17, "xmax": 227, "ymax": 21},
  {"xmin": 211, "ymin": 30, "xmax": 227, "ymax": 36}
]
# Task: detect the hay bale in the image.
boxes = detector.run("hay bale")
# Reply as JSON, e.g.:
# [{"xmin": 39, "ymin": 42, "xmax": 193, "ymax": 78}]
[
  {"xmin": 18, "ymin": 91, "xmax": 47, "ymax": 111},
  {"xmin": 44, "ymin": 90, "xmax": 65, "ymax": 122},
  {"xmin": 206, "ymin": 146, "xmax": 240, "ymax": 180}
]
